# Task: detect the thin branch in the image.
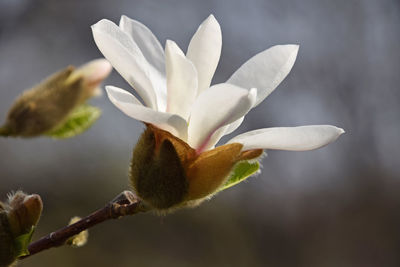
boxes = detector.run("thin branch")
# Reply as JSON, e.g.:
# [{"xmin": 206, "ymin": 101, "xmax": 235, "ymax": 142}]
[{"xmin": 21, "ymin": 191, "xmax": 147, "ymax": 259}]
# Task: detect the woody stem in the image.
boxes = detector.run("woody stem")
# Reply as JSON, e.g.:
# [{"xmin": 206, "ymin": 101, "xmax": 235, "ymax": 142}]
[{"xmin": 20, "ymin": 191, "xmax": 147, "ymax": 259}]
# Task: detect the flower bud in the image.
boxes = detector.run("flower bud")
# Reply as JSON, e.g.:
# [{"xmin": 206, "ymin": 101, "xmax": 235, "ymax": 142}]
[
  {"xmin": 130, "ymin": 124, "xmax": 263, "ymax": 211},
  {"xmin": 6, "ymin": 191, "xmax": 43, "ymax": 237},
  {"xmin": 0, "ymin": 59, "xmax": 111, "ymax": 137},
  {"xmin": 66, "ymin": 217, "xmax": 88, "ymax": 248},
  {"xmin": 0, "ymin": 191, "xmax": 43, "ymax": 266},
  {"xmin": 130, "ymin": 125, "xmax": 190, "ymax": 210}
]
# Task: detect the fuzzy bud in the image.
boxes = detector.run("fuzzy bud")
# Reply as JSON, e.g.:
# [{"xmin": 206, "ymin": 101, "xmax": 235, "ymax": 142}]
[
  {"xmin": 130, "ymin": 124, "xmax": 263, "ymax": 211},
  {"xmin": 0, "ymin": 59, "xmax": 111, "ymax": 137},
  {"xmin": 66, "ymin": 217, "xmax": 88, "ymax": 248},
  {"xmin": 0, "ymin": 191, "xmax": 43, "ymax": 266},
  {"xmin": 130, "ymin": 125, "xmax": 189, "ymax": 210},
  {"xmin": 6, "ymin": 191, "xmax": 43, "ymax": 237}
]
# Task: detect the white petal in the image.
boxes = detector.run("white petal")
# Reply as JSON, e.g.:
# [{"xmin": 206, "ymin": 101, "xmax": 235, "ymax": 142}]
[
  {"xmin": 119, "ymin": 16, "xmax": 168, "ymax": 111},
  {"xmin": 204, "ymin": 117, "xmax": 245, "ymax": 150},
  {"xmin": 213, "ymin": 93, "xmax": 255, "ymax": 140},
  {"xmin": 91, "ymin": 19, "xmax": 158, "ymax": 109},
  {"xmin": 119, "ymin": 15, "xmax": 165, "ymax": 75},
  {"xmin": 203, "ymin": 90, "xmax": 254, "ymax": 149},
  {"xmin": 106, "ymin": 86, "xmax": 188, "ymax": 140},
  {"xmin": 224, "ymin": 117, "xmax": 245, "ymax": 135},
  {"xmin": 227, "ymin": 44, "xmax": 299, "ymax": 106},
  {"xmin": 228, "ymin": 125, "xmax": 345, "ymax": 151},
  {"xmin": 188, "ymin": 84, "xmax": 256, "ymax": 152},
  {"xmin": 147, "ymin": 66, "xmax": 167, "ymax": 112},
  {"xmin": 165, "ymin": 40, "xmax": 198, "ymax": 120},
  {"xmin": 186, "ymin": 14, "xmax": 222, "ymax": 95}
]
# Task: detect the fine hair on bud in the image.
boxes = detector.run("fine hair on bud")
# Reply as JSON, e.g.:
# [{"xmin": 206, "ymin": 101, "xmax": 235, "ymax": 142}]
[
  {"xmin": 130, "ymin": 126, "xmax": 188, "ymax": 210},
  {"xmin": 0, "ymin": 191, "xmax": 43, "ymax": 266},
  {"xmin": 0, "ymin": 63, "xmax": 106, "ymax": 137},
  {"xmin": 1, "ymin": 67, "xmax": 86, "ymax": 137},
  {"xmin": 130, "ymin": 124, "xmax": 266, "ymax": 212}
]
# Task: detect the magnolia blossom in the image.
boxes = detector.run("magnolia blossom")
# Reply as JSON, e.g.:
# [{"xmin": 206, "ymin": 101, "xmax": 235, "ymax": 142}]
[
  {"xmin": 92, "ymin": 15, "xmax": 343, "ymax": 154},
  {"xmin": 91, "ymin": 15, "xmax": 344, "ymax": 209}
]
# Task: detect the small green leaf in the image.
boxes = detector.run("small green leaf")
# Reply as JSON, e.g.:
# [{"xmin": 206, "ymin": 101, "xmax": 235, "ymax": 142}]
[
  {"xmin": 218, "ymin": 161, "xmax": 260, "ymax": 192},
  {"xmin": 46, "ymin": 104, "xmax": 101, "ymax": 139},
  {"xmin": 14, "ymin": 226, "xmax": 35, "ymax": 258}
]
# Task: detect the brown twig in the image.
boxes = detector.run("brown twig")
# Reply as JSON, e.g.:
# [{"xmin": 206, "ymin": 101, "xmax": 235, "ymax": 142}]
[{"xmin": 21, "ymin": 191, "xmax": 147, "ymax": 259}]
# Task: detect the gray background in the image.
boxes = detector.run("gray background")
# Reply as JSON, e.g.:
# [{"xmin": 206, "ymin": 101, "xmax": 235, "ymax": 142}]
[{"xmin": 1, "ymin": 0, "xmax": 399, "ymax": 266}]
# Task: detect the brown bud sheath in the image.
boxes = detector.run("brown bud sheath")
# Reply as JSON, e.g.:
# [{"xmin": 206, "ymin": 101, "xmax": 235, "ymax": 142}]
[
  {"xmin": 130, "ymin": 124, "xmax": 262, "ymax": 211},
  {"xmin": 131, "ymin": 125, "xmax": 189, "ymax": 209}
]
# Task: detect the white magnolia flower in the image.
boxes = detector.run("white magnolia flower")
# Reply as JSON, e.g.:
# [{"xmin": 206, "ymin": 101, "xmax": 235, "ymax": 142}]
[
  {"xmin": 92, "ymin": 14, "xmax": 343, "ymax": 154},
  {"xmin": 91, "ymin": 15, "xmax": 344, "ymax": 210}
]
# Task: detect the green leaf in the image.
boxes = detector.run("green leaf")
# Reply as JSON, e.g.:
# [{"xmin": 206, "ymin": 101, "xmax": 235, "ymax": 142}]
[
  {"xmin": 14, "ymin": 226, "xmax": 35, "ymax": 258},
  {"xmin": 218, "ymin": 161, "xmax": 260, "ymax": 192},
  {"xmin": 46, "ymin": 104, "xmax": 101, "ymax": 139}
]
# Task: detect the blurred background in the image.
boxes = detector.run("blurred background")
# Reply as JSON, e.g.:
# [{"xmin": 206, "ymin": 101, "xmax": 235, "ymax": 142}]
[{"xmin": 1, "ymin": 0, "xmax": 399, "ymax": 266}]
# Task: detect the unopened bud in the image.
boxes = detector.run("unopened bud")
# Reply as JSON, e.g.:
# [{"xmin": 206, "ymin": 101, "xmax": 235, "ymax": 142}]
[
  {"xmin": 66, "ymin": 217, "xmax": 88, "ymax": 248},
  {"xmin": 0, "ymin": 59, "xmax": 111, "ymax": 137},
  {"xmin": 0, "ymin": 191, "xmax": 43, "ymax": 266},
  {"xmin": 130, "ymin": 125, "xmax": 190, "ymax": 210},
  {"xmin": 130, "ymin": 124, "xmax": 262, "ymax": 211},
  {"xmin": 6, "ymin": 191, "xmax": 43, "ymax": 237}
]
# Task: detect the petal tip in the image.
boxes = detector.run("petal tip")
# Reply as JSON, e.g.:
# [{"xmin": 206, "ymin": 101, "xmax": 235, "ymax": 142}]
[
  {"xmin": 165, "ymin": 39, "xmax": 184, "ymax": 56},
  {"xmin": 105, "ymin": 85, "xmax": 113, "ymax": 95},
  {"xmin": 78, "ymin": 59, "xmax": 112, "ymax": 86},
  {"xmin": 119, "ymin": 14, "xmax": 133, "ymax": 26},
  {"xmin": 94, "ymin": 58, "xmax": 112, "ymax": 72},
  {"xmin": 277, "ymin": 44, "xmax": 299, "ymax": 55},
  {"xmin": 326, "ymin": 126, "xmax": 345, "ymax": 143},
  {"xmin": 91, "ymin": 19, "xmax": 109, "ymax": 29},
  {"xmin": 90, "ymin": 23, "xmax": 99, "ymax": 31},
  {"xmin": 165, "ymin": 39, "xmax": 175, "ymax": 52},
  {"xmin": 337, "ymin": 127, "xmax": 345, "ymax": 135},
  {"xmin": 207, "ymin": 14, "xmax": 216, "ymax": 20},
  {"xmin": 204, "ymin": 14, "xmax": 220, "ymax": 28},
  {"xmin": 288, "ymin": 44, "xmax": 300, "ymax": 53},
  {"xmin": 105, "ymin": 85, "xmax": 123, "ymax": 98}
]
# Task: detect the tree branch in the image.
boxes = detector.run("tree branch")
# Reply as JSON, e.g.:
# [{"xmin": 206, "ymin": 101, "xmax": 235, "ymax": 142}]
[{"xmin": 21, "ymin": 191, "xmax": 147, "ymax": 259}]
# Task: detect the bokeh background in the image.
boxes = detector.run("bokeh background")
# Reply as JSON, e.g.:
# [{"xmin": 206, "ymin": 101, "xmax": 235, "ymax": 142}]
[{"xmin": 1, "ymin": 0, "xmax": 399, "ymax": 266}]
